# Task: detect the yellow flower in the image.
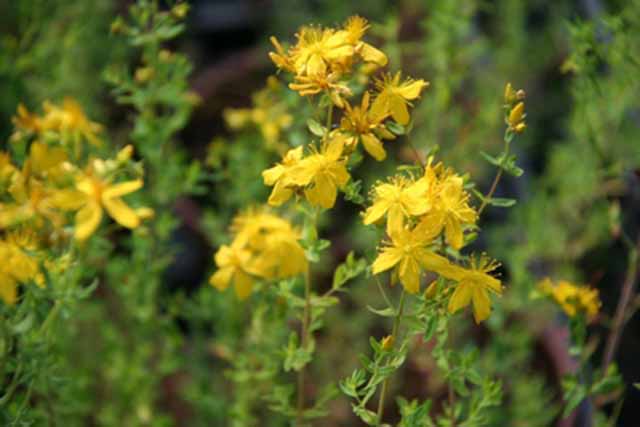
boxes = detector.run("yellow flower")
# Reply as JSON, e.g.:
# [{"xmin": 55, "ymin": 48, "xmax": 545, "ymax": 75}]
[
  {"xmin": 210, "ymin": 240, "xmax": 255, "ymax": 300},
  {"xmin": 371, "ymin": 222, "xmax": 457, "ymax": 294},
  {"xmin": 0, "ymin": 174, "xmax": 62, "ymax": 229},
  {"xmin": 286, "ymin": 135, "xmax": 351, "ymax": 209},
  {"xmin": 538, "ymin": 278, "xmax": 600, "ymax": 321},
  {"xmin": 434, "ymin": 174, "xmax": 477, "ymax": 250},
  {"xmin": 38, "ymin": 98, "xmax": 102, "ymax": 145},
  {"xmin": 447, "ymin": 255, "xmax": 502, "ymax": 323},
  {"xmin": 363, "ymin": 175, "xmax": 430, "ymax": 233},
  {"xmin": 339, "ymin": 91, "xmax": 395, "ymax": 161},
  {"xmin": 371, "ymin": 72, "xmax": 429, "ymax": 125},
  {"xmin": 262, "ymin": 146, "xmax": 304, "ymax": 206},
  {"xmin": 53, "ymin": 163, "xmax": 144, "ymax": 240},
  {"xmin": 0, "ymin": 230, "xmax": 44, "ymax": 305},
  {"xmin": 11, "ymin": 104, "xmax": 43, "ymax": 135},
  {"xmin": 342, "ymin": 16, "xmax": 387, "ymax": 68},
  {"xmin": 381, "ymin": 335, "xmax": 395, "ymax": 350},
  {"xmin": 210, "ymin": 208, "xmax": 308, "ymax": 299},
  {"xmin": 231, "ymin": 209, "xmax": 307, "ymax": 279},
  {"xmin": 290, "ymin": 26, "xmax": 353, "ymax": 77}
]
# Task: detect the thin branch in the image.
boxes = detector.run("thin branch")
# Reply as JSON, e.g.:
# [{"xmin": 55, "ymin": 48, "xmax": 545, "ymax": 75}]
[{"xmin": 602, "ymin": 236, "xmax": 640, "ymax": 370}]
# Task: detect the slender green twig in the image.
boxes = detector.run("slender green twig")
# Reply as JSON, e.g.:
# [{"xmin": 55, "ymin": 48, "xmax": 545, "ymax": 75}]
[
  {"xmin": 376, "ymin": 290, "xmax": 406, "ymax": 424},
  {"xmin": 477, "ymin": 137, "xmax": 511, "ymax": 216}
]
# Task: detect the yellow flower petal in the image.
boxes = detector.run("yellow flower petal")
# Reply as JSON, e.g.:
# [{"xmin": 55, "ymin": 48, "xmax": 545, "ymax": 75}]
[
  {"xmin": 444, "ymin": 217, "xmax": 463, "ymax": 250},
  {"xmin": 371, "ymin": 247, "xmax": 402, "ymax": 274},
  {"xmin": 358, "ymin": 42, "xmax": 387, "ymax": 66},
  {"xmin": 361, "ymin": 133, "xmax": 387, "ymax": 161},
  {"xmin": 102, "ymin": 197, "xmax": 140, "ymax": 229},
  {"xmin": 396, "ymin": 80, "xmax": 428, "ymax": 100},
  {"xmin": 399, "ymin": 256, "xmax": 421, "ymax": 294},
  {"xmin": 267, "ymin": 180, "xmax": 294, "ymax": 206},
  {"xmin": 75, "ymin": 201, "xmax": 103, "ymax": 240},
  {"xmin": 390, "ymin": 95, "xmax": 410, "ymax": 125},
  {"xmin": 305, "ymin": 173, "xmax": 337, "ymax": 208},
  {"xmin": 363, "ymin": 198, "xmax": 392, "ymax": 225},
  {"xmin": 102, "ymin": 180, "xmax": 143, "ymax": 199},
  {"xmin": 234, "ymin": 270, "xmax": 254, "ymax": 300},
  {"xmin": 210, "ymin": 266, "xmax": 233, "ymax": 291},
  {"xmin": 448, "ymin": 281, "xmax": 472, "ymax": 314},
  {"xmin": 471, "ymin": 285, "xmax": 491, "ymax": 323}
]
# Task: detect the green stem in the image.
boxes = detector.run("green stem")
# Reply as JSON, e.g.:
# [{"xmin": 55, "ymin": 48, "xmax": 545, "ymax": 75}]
[
  {"xmin": 296, "ymin": 266, "xmax": 312, "ymax": 426},
  {"xmin": 40, "ymin": 300, "xmax": 62, "ymax": 336},
  {"xmin": 325, "ymin": 102, "xmax": 334, "ymax": 140},
  {"xmin": 376, "ymin": 290, "xmax": 406, "ymax": 425},
  {"xmin": 477, "ymin": 137, "xmax": 511, "ymax": 216}
]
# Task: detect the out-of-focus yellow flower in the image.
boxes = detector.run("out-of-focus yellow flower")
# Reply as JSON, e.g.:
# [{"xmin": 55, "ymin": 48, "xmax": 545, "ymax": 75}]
[
  {"xmin": 210, "ymin": 208, "xmax": 307, "ymax": 299},
  {"xmin": 371, "ymin": 72, "xmax": 429, "ymax": 125},
  {"xmin": 363, "ymin": 175, "xmax": 430, "ymax": 233},
  {"xmin": 538, "ymin": 278, "xmax": 600, "ymax": 321},
  {"xmin": 224, "ymin": 78, "xmax": 293, "ymax": 150},
  {"xmin": 371, "ymin": 221, "xmax": 457, "ymax": 294},
  {"xmin": 339, "ymin": 91, "xmax": 395, "ymax": 160},
  {"xmin": 263, "ymin": 146, "xmax": 304, "ymax": 206},
  {"xmin": 40, "ymin": 98, "xmax": 103, "ymax": 146},
  {"xmin": 447, "ymin": 255, "xmax": 502, "ymax": 323},
  {"xmin": 210, "ymin": 240, "xmax": 255, "ymax": 300},
  {"xmin": 0, "ymin": 174, "xmax": 61, "ymax": 229},
  {"xmin": 11, "ymin": 104, "xmax": 43, "ymax": 134},
  {"xmin": 52, "ymin": 161, "xmax": 144, "ymax": 240},
  {"xmin": 285, "ymin": 134, "xmax": 351, "ymax": 209},
  {"xmin": 0, "ymin": 230, "xmax": 44, "ymax": 305}
]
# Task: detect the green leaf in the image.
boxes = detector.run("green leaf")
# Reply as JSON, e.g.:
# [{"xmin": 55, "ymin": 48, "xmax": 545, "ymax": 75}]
[
  {"xmin": 386, "ymin": 121, "xmax": 406, "ymax": 135},
  {"xmin": 307, "ymin": 119, "xmax": 325, "ymax": 137},
  {"xmin": 480, "ymin": 151, "xmax": 501, "ymax": 167},
  {"xmin": 332, "ymin": 251, "xmax": 367, "ymax": 291},
  {"xmin": 366, "ymin": 305, "xmax": 396, "ymax": 317},
  {"xmin": 488, "ymin": 197, "xmax": 517, "ymax": 207}
]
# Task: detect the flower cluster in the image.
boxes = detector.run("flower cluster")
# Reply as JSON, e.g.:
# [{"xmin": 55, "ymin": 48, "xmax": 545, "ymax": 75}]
[
  {"xmin": 261, "ymin": 16, "xmax": 429, "ymax": 211},
  {"xmin": 367, "ymin": 166, "xmax": 502, "ymax": 323},
  {"xmin": 0, "ymin": 100, "xmax": 151, "ymax": 305},
  {"xmin": 210, "ymin": 208, "xmax": 307, "ymax": 299},
  {"xmin": 538, "ymin": 278, "xmax": 601, "ymax": 321}
]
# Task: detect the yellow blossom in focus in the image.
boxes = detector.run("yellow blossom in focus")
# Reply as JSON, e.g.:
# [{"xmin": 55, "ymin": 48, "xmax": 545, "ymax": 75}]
[
  {"xmin": 339, "ymin": 91, "xmax": 395, "ymax": 160},
  {"xmin": 538, "ymin": 278, "xmax": 600, "ymax": 321},
  {"xmin": 447, "ymin": 255, "xmax": 502, "ymax": 324},
  {"xmin": 371, "ymin": 221, "xmax": 457, "ymax": 294},
  {"xmin": 371, "ymin": 72, "xmax": 429, "ymax": 125},
  {"xmin": 430, "ymin": 174, "xmax": 477, "ymax": 250},
  {"xmin": 285, "ymin": 134, "xmax": 351, "ymax": 209},
  {"xmin": 363, "ymin": 175, "xmax": 430, "ymax": 233}
]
